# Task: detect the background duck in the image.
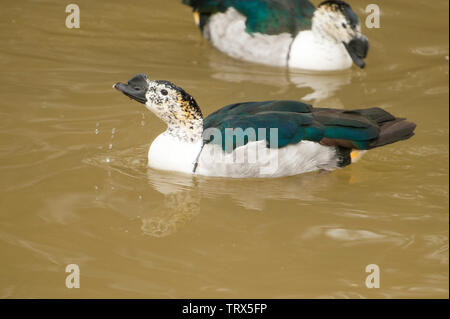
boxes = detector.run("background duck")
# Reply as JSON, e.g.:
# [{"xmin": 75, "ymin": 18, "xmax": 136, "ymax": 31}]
[
  {"xmin": 114, "ymin": 74, "xmax": 416, "ymax": 178},
  {"xmin": 182, "ymin": 0, "xmax": 369, "ymax": 70}
]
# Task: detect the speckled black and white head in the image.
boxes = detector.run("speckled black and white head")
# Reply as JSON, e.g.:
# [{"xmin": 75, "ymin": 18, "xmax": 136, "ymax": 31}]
[
  {"xmin": 114, "ymin": 74, "xmax": 204, "ymax": 142},
  {"xmin": 144, "ymin": 80, "xmax": 203, "ymax": 123},
  {"xmin": 314, "ymin": 0, "xmax": 369, "ymax": 68}
]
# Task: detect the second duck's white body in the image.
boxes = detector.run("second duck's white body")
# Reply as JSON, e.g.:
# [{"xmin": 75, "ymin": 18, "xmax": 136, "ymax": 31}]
[{"xmin": 203, "ymin": 8, "xmax": 353, "ymax": 71}]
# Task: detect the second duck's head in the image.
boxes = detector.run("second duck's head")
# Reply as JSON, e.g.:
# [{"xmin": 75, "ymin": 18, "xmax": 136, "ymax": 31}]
[{"xmin": 314, "ymin": 0, "xmax": 369, "ymax": 68}]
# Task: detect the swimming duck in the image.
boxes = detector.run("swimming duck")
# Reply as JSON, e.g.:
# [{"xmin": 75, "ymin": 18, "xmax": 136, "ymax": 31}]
[
  {"xmin": 114, "ymin": 74, "xmax": 416, "ymax": 178},
  {"xmin": 182, "ymin": 0, "xmax": 369, "ymax": 71}
]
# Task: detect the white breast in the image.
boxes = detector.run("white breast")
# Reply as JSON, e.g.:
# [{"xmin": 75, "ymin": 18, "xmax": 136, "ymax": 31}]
[
  {"xmin": 289, "ymin": 31, "xmax": 353, "ymax": 71},
  {"xmin": 148, "ymin": 133, "xmax": 202, "ymax": 174}
]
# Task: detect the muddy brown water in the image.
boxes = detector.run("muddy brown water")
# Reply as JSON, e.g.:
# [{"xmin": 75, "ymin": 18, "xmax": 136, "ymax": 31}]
[{"xmin": 0, "ymin": 0, "xmax": 448, "ymax": 298}]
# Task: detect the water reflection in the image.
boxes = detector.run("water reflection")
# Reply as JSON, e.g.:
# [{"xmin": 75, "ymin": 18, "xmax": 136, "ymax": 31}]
[
  {"xmin": 147, "ymin": 168, "xmax": 341, "ymax": 210},
  {"xmin": 208, "ymin": 59, "xmax": 352, "ymax": 103},
  {"xmin": 140, "ymin": 188, "xmax": 201, "ymax": 238},
  {"xmin": 85, "ymin": 146, "xmax": 355, "ymax": 237},
  {"xmin": 142, "ymin": 167, "xmax": 354, "ymax": 236}
]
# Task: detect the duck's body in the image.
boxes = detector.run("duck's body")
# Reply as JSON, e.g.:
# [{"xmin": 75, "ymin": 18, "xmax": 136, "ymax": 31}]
[
  {"xmin": 149, "ymin": 134, "xmax": 339, "ymax": 178},
  {"xmin": 114, "ymin": 74, "xmax": 416, "ymax": 178},
  {"xmin": 183, "ymin": 0, "xmax": 369, "ymax": 70}
]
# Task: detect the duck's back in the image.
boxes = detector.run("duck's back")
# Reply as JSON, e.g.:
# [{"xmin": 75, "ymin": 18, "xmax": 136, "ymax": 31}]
[
  {"xmin": 197, "ymin": 100, "xmax": 416, "ymax": 177},
  {"xmin": 183, "ymin": 0, "xmax": 315, "ymax": 34},
  {"xmin": 204, "ymin": 100, "xmax": 416, "ymax": 151}
]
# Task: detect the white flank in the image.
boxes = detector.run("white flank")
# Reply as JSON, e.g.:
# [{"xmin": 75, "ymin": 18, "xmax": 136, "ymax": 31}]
[{"xmin": 204, "ymin": 8, "xmax": 292, "ymax": 67}]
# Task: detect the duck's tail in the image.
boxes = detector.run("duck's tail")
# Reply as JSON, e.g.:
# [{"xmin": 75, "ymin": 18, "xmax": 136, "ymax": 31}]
[
  {"xmin": 351, "ymin": 107, "xmax": 417, "ymax": 149},
  {"xmin": 371, "ymin": 117, "xmax": 417, "ymax": 148}
]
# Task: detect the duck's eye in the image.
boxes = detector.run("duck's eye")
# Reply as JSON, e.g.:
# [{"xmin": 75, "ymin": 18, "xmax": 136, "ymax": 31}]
[
  {"xmin": 134, "ymin": 87, "xmax": 141, "ymax": 91},
  {"xmin": 342, "ymin": 23, "xmax": 347, "ymax": 29},
  {"xmin": 161, "ymin": 89, "xmax": 168, "ymax": 96}
]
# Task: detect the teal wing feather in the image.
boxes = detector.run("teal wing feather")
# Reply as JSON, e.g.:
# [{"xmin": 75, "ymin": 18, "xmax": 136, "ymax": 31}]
[
  {"xmin": 203, "ymin": 101, "xmax": 405, "ymax": 152},
  {"xmin": 182, "ymin": 0, "xmax": 315, "ymax": 35}
]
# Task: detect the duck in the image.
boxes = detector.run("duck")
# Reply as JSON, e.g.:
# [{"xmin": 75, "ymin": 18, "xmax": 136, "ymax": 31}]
[
  {"xmin": 182, "ymin": 0, "xmax": 369, "ymax": 71},
  {"xmin": 114, "ymin": 74, "xmax": 416, "ymax": 178}
]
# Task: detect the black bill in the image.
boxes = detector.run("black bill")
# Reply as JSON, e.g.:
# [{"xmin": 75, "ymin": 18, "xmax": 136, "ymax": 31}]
[
  {"xmin": 114, "ymin": 73, "xmax": 149, "ymax": 104},
  {"xmin": 343, "ymin": 36, "xmax": 369, "ymax": 69}
]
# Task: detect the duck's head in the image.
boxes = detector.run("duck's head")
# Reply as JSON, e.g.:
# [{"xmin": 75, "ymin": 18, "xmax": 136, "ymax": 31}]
[
  {"xmin": 114, "ymin": 74, "xmax": 203, "ymax": 135},
  {"xmin": 314, "ymin": 0, "xmax": 369, "ymax": 68}
]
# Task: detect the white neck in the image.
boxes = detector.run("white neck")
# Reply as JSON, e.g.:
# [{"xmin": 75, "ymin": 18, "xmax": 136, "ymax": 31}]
[
  {"xmin": 145, "ymin": 102, "xmax": 204, "ymax": 144},
  {"xmin": 288, "ymin": 30, "xmax": 352, "ymax": 71},
  {"xmin": 164, "ymin": 118, "xmax": 203, "ymax": 144}
]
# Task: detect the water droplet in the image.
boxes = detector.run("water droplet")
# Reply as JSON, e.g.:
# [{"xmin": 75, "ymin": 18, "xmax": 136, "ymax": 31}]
[
  {"xmin": 141, "ymin": 121, "xmax": 145, "ymax": 127},
  {"xmin": 105, "ymin": 157, "xmax": 111, "ymax": 163},
  {"xmin": 94, "ymin": 185, "xmax": 99, "ymax": 191},
  {"xmin": 111, "ymin": 128, "xmax": 116, "ymax": 134},
  {"xmin": 138, "ymin": 195, "xmax": 143, "ymax": 200},
  {"xmin": 108, "ymin": 143, "xmax": 113, "ymax": 150},
  {"xmin": 95, "ymin": 128, "xmax": 100, "ymax": 135}
]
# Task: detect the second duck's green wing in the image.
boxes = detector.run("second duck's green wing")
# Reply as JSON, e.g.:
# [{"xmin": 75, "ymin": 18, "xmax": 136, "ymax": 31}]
[
  {"xmin": 182, "ymin": 0, "xmax": 315, "ymax": 35},
  {"xmin": 203, "ymin": 101, "xmax": 416, "ymax": 152}
]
